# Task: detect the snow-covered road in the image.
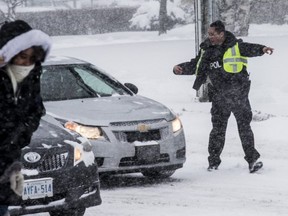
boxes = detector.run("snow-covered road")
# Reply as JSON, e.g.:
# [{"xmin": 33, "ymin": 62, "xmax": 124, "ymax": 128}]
[{"xmin": 33, "ymin": 24, "xmax": 288, "ymax": 216}]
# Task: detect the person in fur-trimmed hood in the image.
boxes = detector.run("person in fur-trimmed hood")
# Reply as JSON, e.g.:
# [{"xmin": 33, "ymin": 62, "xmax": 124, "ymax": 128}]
[{"xmin": 0, "ymin": 20, "xmax": 52, "ymax": 215}]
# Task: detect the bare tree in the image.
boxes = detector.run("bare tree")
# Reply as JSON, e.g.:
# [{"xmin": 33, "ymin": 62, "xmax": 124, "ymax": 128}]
[
  {"xmin": 158, "ymin": 0, "xmax": 168, "ymax": 35},
  {"xmin": 0, "ymin": 0, "xmax": 24, "ymax": 21},
  {"xmin": 217, "ymin": 0, "xmax": 251, "ymax": 36}
]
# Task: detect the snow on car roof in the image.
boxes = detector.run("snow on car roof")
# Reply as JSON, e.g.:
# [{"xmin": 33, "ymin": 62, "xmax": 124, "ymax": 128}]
[{"xmin": 43, "ymin": 55, "xmax": 87, "ymax": 66}]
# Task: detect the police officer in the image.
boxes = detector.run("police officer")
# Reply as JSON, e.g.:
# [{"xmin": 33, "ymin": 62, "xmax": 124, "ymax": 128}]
[{"xmin": 173, "ymin": 20, "xmax": 274, "ymax": 173}]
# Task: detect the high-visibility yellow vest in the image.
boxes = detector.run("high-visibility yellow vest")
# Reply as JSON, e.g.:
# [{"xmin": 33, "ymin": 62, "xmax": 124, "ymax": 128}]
[{"xmin": 223, "ymin": 43, "xmax": 248, "ymax": 73}]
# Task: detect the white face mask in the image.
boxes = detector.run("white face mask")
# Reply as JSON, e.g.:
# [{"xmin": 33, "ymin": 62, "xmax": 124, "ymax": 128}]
[{"xmin": 8, "ymin": 64, "xmax": 35, "ymax": 83}]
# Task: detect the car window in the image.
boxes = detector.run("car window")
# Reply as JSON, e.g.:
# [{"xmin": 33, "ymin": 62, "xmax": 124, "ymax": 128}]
[{"xmin": 41, "ymin": 64, "xmax": 131, "ymax": 101}]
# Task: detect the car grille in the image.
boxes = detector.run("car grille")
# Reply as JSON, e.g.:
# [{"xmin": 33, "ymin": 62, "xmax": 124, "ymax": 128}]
[
  {"xmin": 111, "ymin": 119, "xmax": 170, "ymax": 143},
  {"xmin": 22, "ymin": 152, "xmax": 69, "ymax": 172},
  {"xmin": 39, "ymin": 152, "xmax": 68, "ymax": 172},
  {"xmin": 114, "ymin": 127, "xmax": 169, "ymax": 143},
  {"xmin": 110, "ymin": 119, "xmax": 166, "ymax": 127}
]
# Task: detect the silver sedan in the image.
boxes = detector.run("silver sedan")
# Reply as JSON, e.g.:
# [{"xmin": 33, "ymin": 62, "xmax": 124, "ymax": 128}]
[{"xmin": 41, "ymin": 56, "xmax": 186, "ymax": 178}]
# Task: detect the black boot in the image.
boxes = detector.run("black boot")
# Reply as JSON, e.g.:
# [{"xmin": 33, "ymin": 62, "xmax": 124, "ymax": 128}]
[{"xmin": 249, "ymin": 160, "xmax": 263, "ymax": 173}]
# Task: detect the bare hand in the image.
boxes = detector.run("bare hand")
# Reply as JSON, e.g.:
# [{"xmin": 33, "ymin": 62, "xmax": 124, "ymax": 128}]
[
  {"xmin": 0, "ymin": 56, "xmax": 4, "ymax": 64},
  {"xmin": 173, "ymin": 65, "xmax": 183, "ymax": 74},
  {"xmin": 263, "ymin": 47, "xmax": 274, "ymax": 55}
]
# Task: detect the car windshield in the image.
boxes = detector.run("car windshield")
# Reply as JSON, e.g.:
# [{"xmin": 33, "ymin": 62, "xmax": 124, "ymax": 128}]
[{"xmin": 41, "ymin": 64, "xmax": 131, "ymax": 101}]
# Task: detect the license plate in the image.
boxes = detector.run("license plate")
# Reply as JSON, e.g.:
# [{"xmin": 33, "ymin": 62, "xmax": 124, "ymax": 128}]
[
  {"xmin": 135, "ymin": 144, "xmax": 160, "ymax": 164},
  {"xmin": 22, "ymin": 178, "xmax": 53, "ymax": 200}
]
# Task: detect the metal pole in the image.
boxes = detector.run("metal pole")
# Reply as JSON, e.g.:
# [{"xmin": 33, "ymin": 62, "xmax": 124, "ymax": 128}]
[
  {"xmin": 194, "ymin": 0, "xmax": 202, "ymax": 98},
  {"xmin": 194, "ymin": 0, "xmax": 202, "ymax": 54},
  {"xmin": 196, "ymin": 0, "xmax": 214, "ymax": 102}
]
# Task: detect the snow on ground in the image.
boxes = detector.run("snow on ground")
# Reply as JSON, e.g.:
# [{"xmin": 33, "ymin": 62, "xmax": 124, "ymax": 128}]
[{"xmin": 33, "ymin": 23, "xmax": 288, "ymax": 216}]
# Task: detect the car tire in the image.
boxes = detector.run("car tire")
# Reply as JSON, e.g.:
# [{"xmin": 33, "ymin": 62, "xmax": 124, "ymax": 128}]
[
  {"xmin": 49, "ymin": 207, "xmax": 86, "ymax": 216},
  {"xmin": 141, "ymin": 169, "xmax": 176, "ymax": 179}
]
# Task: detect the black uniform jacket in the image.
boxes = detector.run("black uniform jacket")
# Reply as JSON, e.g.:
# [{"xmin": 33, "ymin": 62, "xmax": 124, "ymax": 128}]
[
  {"xmin": 175, "ymin": 31, "xmax": 266, "ymax": 94},
  {"xmin": 0, "ymin": 62, "xmax": 45, "ymax": 203}
]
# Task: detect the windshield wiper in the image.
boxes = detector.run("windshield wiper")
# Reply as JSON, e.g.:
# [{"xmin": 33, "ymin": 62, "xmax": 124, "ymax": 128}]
[{"xmin": 69, "ymin": 69, "xmax": 99, "ymax": 97}]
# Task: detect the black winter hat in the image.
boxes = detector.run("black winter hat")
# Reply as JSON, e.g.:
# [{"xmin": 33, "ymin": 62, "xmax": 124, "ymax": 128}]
[{"xmin": 0, "ymin": 20, "xmax": 52, "ymax": 66}]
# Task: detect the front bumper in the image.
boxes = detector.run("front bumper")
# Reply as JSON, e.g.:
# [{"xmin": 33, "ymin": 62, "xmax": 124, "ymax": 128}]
[
  {"xmin": 9, "ymin": 162, "xmax": 101, "ymax": 215},
  {"xmin": 93, "ymin": 126, "xmax": 186, "ymax": 174}
]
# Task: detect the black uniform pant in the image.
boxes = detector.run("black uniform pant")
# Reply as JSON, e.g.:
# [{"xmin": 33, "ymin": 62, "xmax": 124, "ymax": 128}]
[{"xmin": 208, "ymin": 87, "xmax": 260, "ymax": 167}]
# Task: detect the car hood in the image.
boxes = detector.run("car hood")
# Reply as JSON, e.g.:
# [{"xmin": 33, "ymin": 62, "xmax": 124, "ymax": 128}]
[
  {"xmin": 44, "ymin": 95, "xmax": 175, "ymax": 126},
  {"xmin": 29, "ymin": 116, "xmax": 78, "ymax": 148}
]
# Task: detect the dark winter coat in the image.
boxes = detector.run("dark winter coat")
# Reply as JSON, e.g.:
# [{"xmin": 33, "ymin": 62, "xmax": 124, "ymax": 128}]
[
  {"xmin": 175, "ymin": 31, "xmax": 266, "ymax": 95},
  {"xmin": 0, "ymin": 62, "xmax": 45, "ymax": 204}
]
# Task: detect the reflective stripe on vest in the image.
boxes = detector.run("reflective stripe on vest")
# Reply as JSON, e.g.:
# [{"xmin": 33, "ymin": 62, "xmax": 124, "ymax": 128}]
[
  {"xmin": 223, "ymin": 43, "xmax": 248, "ymax": 73},
  {"xmin": 195, "ymin": 49, "xmax": 205, "ymax": 75}
]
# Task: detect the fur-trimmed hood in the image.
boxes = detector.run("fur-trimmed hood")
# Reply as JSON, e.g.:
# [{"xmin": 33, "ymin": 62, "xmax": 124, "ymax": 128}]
[{"xmin": 0, "ymin": 20, "xmax": 52, "ymax": 66}]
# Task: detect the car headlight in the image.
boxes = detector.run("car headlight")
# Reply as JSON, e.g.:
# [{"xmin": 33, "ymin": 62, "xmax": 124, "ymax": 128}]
[
  {"xmin": 172, "ymin": 117, "xmax": 182, "ymax": 133},
  {"xmin": 74, "ymin": 145, "xmax": 94, "ymax": 166},
  {"xmin": 74, "ymin": 147, "xmax": 82, "ymax": 163},
  {"xmin": 65, "ymin": 121, "xmax": 103, "ymax": 139},
  {"xmin": 64, "ymin": 138, "xmax": 95, "ymax": 166}
]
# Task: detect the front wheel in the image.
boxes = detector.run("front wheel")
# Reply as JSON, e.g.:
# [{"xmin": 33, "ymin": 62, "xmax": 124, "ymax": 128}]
[
  {"xmin": 141, "ymin": 169, "xmax": 176, "ymax": 179},
  {"xmin": 49, "ymin": 207, "xmax": 86, "ymax": 216}
]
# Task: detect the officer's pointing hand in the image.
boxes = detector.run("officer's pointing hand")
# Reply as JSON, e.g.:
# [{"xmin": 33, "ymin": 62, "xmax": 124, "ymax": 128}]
[
  {"xmin": 173, "ymin": 65, "xmax": 183, "ymax": 74},
  {"xmin": 263, "ymin": 47, "xmax": 274, "ymax": 55}
]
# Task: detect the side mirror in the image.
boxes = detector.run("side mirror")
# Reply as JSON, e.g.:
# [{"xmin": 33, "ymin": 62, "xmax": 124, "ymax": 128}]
[{"xmin": 124, "ymin": 83, "xmax": 138, "ymax": 94}]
